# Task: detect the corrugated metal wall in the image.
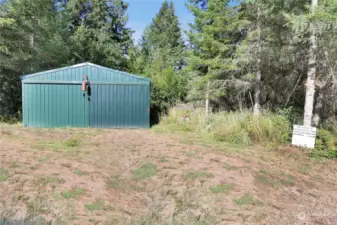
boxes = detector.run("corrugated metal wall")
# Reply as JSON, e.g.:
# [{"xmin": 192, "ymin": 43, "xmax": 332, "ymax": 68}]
[
  {"xmin": 22, "ymin": 63, "xmax": 150, "ymax": 128},
  {"xmin": 23, "ymin": 84, "xmax": 89, "ymax": 128},
  {"xmin": 89, "ymin": 84, "xmax": 150, "ymax": 128}
]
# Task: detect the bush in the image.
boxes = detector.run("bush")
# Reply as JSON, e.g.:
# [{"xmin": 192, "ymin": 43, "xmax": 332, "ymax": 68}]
[
  {"xmin": 312, "ymin": 129, "xmax": 337, "ymax": 158},
  {"xmin": 157, "ymin": 108, "xmax": 291, "ymax": 146},
  {"xmin": 0, "ymin": 111, "xmax": 22, "ymax": 124},
  {"xmin": 322, "ymin": 118, "xmax": 337, "ymax": 134}
]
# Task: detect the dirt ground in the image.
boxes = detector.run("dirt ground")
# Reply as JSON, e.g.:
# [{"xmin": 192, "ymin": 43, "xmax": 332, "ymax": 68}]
[{"xmin": 0, "ymin": 124, "xmax": 337, "ymax": 225}]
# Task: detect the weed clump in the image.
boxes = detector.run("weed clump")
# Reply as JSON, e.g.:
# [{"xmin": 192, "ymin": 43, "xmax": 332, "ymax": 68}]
[
  {"xmin": 210, "ymin": 183, "xmax": 233, "ymax": 194},
  {"xmin": 310, "ymin": 129, "xmax": 337, "ymax": 158},
  {"xmin": 61, "ymin": 188, "xmax": 85, "ymax": 199},
  {"xmin": 64, "ymin": 139, "xmax": 80, "ymax": 148},
  {"xmin": 132, "ymin": 163, "xmax": 158, "ymax": 180},
  {"xmin": 185, "ymin": 171, "xmax": 214, "ymax": 180},
  {"xmin": 85, "ymin": 200, "xmax": 105, "ymax": 211},
  {"xmin": 255, "ymin": 170, "xmax": 295, "ymax": 188},
  {"xmin": 0, "ymin": 168, "xmax": 9, "ymax": 182}
]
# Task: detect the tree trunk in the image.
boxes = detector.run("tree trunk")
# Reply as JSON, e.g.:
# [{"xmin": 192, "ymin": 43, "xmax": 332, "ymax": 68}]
[
  {"xmin": 254, "ymin": 7, "xmax": 262, "ymax": 116},
  {"xmin": 30, "ymin": 34, "xmax": 34, "ymax": 72},
  {"xmin": 254, "ymin": 71, "xmax": 261, "ymax": 116},
  {"xmin": 303, "ymin": 0, "xmax": 318, "ymax": 126},
  {"xmin": 30, "ymin": 35, "xmax": 34, "ymax": 48},
  {"xmin": 312, "ymin": 90, "xmax": 323, "ymax": 126},
  {"xmin": 205, "ymin": 80, "xmax": 210, "ymax": 117}
]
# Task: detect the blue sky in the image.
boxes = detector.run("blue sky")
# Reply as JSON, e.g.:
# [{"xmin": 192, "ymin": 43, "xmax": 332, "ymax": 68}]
[{"xmin": 126, "ymin": 0, "xmax": 193, "ymax": 42}]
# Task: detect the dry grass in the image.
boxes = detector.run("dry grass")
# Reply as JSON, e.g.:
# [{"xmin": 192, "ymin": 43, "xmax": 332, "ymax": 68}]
[{"xmin": 0, "ymin": 123, "xmax": 337, "ymax": 225}]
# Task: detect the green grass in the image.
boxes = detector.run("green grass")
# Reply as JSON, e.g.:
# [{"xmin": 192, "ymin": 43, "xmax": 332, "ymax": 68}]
[
  {"xmin": 37, "ymin": 156, "xmax": 50, "ymax": 163},
  {"xmin": 184, "ymin": 151, "xmax": 197, "ymax": 157},
  {"xmin": 105, "ymin": 176, "xmax": 124, "ymax": 190},
  {"xmin": 38, "ymin": 176, "xmax": 65, "ymax": 186},
  {"xmin": 281, "ymin": 175, "xmax": 295, "ymax": 186},
  {"xmin": 185, "ymin": 171, "xmax": 214, "ymax": 180},
  {"xmin": 64, "ymin": 139, "xmax": 80, "ymax": 148},
  {"xmin": 233, "ymin": 194, "xmax": 255, "ymax": 206},
  {"xmin": 30, "ymin": 165, "xmax": 39, "ymax": 170},
  {"xmin": 223, "ymin": 163, "xmax": 233, "ymax": 170},
  {"xmin": 61, "ymin": 188, "xmax": 85, "ymax": 199},
  {"xmin": 311, "ymin": 174, "xmax": 323, "ymax": 182},
  {"xmin": 210, "ymin": 183, "xmax": 233, "ymax": 194},
  {"xmin": 74, "ymin": 169, "xmax": 89, "ymax": 176},
  {"xmin": 0, "ymin": 168, "xmax": 9, "ymax": 182},
  {"xmin": 33, "ymin": 138, "xmax": 80, "ymax": 151},
  {"xmin": 298, "ymin": 166, "xmax": 310, "ymax": 175},
  {"xmin": 85, "ymin": 200, "xmax": 105, "ymax": 211},
  {"xmin": 255, "ymin": 170, "xmax": 295, "ymax": 188},
  {"xmin": 71, "ymin": 216, "xmax": 79, "ymax": 221},
  {"xmin": 132, "ymin": 163, "xmax": 158, "ymax": 180}
]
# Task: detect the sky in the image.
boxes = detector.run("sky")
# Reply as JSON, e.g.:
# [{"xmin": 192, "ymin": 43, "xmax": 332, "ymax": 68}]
[{"xmin": 126, "ymin": 0, "xmax": 194, "ymax": 43}]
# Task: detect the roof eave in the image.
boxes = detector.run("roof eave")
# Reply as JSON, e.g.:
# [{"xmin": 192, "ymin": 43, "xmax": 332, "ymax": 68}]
[{"xmin": 20, "ymin": 62, "xmax": 151, "ymax": 82}]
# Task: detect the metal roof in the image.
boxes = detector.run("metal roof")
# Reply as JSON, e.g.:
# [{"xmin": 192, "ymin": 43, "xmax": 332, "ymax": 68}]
[{"xmin": 20, "ymin": 62, "xmax": 151, "ymax": 82}]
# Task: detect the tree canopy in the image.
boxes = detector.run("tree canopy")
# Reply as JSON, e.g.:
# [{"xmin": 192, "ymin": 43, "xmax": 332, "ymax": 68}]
[{"xmin": 1, "ymin": 0, "xmax": 336, "ymax": 126}]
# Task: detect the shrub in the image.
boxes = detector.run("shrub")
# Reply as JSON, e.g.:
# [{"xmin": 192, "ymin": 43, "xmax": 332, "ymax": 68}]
[
  {"xmin": 245, "ymin": 112, "xmax": 291, "ymax": 144},
  {"xmin": 0, "ymin": 111, "xmax": 22, "ymax": 124},
  {"xmin": 312, "ymin": 129, "xmax": 337, "ymax": 158}
]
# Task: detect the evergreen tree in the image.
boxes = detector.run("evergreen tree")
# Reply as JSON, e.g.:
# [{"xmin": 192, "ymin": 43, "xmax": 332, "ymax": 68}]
[
  {"xmin": 0, "ymin": 0, "xmax": 69, "ymax": 117},
  {"xmin": 133, "ymin": 0, "xmax": 185, "ymax": 123},
  {"xmin": 1, "ymin": 0, "xmax": 337, "ymax": 126},
  {"xmin": 284, "ymin": 0, "xmax": 337, "ymax": 125},
  {"xmin": 186, "ymin": 0, "xmax": 245, "ymax": 114},
  {"xmin": 68, "ymin": 0, "xmax": 133, "ymax": 70}
]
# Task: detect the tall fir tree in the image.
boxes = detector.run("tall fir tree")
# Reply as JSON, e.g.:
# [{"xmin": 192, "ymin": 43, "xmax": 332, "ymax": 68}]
[
  {"xmin": 68, "ymin": 0, "xmax": 133, "ymax": 70},
  {"xmin": 0, "ymin": 0, "xmax": 69, "ymax": 117},
  {"xmin": 186, "ymin": 0, "xmax": 246, "ymax": 114},
  {"xmin": 131, "ymin": 0, "xmax": 185, "ymax": 123}
]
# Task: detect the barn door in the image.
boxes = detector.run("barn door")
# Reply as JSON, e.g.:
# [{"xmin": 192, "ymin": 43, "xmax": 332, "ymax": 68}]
[
  {"xmin": 89, "ymin": 84, "xmax": 150, "ymax": 128},
  {"xmin": 69, "ymin": 84, "xmax": 90, "ymax": 127},
  {"xmin": 26, "ymin": 84, "xmax": 89, "ymax": 128}
]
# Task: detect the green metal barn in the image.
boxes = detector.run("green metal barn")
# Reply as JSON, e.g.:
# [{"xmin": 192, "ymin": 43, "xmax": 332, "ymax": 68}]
[{"xmin": 21, "ymin": 62, "xmax": 151, "ymax": 128}]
